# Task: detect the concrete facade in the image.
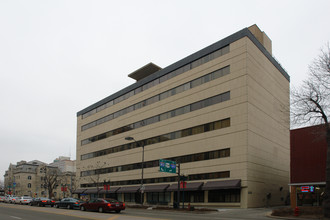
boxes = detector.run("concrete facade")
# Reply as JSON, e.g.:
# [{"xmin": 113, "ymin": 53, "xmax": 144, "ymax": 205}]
[{"xmin": 76, "ymin": 25, "xmax": 290, "ymax": 208}]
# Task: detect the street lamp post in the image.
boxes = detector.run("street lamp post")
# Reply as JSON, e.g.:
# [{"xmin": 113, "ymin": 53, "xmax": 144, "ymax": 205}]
[{"xmin": 125, "ymin": 136, "xmax": 144, "ymax": 206}]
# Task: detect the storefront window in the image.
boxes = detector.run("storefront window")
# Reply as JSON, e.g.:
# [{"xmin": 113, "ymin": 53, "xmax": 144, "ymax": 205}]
[
  {"xmin": 208, "ymin": 189, "xmax": 240, "ymax": 203},
  {"xmin": 147, "ymin": 192, "xmax": 171, "ymax": 205},
  {"xmin": 296, "ymin": 185, "xmax": 324, "ymax": 206}
]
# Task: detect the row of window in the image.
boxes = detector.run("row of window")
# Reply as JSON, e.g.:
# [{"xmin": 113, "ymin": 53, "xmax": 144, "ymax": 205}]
[
  {"xmin": 81, "ymin": 171, "xmax": 230, "ymax": 188},
  {"xmin": 81, "ymin": 148, "xmax": 230, "ymax": 177},
  {"xmin": 81, "ymin": 91, "xmax": 230, "ymax": 146},
  {"xmin": 102, "ymin": 189, "xmax": 240, "ymax": 204},
  {"xmin": 81, "ymin": 45, "xmax": 230, "ymax": 119},
  {"xmin": 81, "ymin": 118, "xmax": 230, "ymax": 160},
  {"xmin": 82, "ymin": 65, "xmax": 230, "ymax": 131},
  {"xmin": 173, "ymin": 189, "xmax": 240, "ymax": 203}
]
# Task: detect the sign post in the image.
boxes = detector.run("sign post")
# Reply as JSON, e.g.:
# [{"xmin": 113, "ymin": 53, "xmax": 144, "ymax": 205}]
[{"xmin": 159, "ymin": 159, "xmax": 180, "ymax": 208}]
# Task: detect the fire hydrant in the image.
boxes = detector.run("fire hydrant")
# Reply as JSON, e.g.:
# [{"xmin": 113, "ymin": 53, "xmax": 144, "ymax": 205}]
[{"xmin": 294, "ymin": 206, "xmax": 300, "ymax": 216}]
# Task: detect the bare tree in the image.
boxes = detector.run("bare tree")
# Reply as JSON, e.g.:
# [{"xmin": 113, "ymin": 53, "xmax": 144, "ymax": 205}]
[
  {"xmin": 84, "ymin": 161, "xmax": 106, "ymax": 198},
  {"xmin": 291, "ymin": 44, "xmax": 330, "ymax": 216},
  {"xmin": 41, "ymin": 166, "xmax": 60, "ymax": 199}
]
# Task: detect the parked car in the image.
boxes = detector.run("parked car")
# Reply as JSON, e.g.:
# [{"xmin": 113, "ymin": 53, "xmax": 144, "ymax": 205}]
[
  {"xmin": 55, "ymin": 198, "xmax": 81, "ymax": 209},
  {"xmin": 79, "ymin": 198, "xmax": 125, "ymax": 213},
  {"xmin": 0, "ymin": 196, "xmax": 5, "ymax": 202},
  {"xmin": 29, "ymin": 197, "xmax": 55, "ymax": 207},
  {"xmin": 17, "ymin": 196, "xmax": 33, "ymax": 205},
  {"xmin": 9, "ymin": 196, "xmax": 19, "ymax": 204},
  {"xmin": 14, "ymin": 196, "xmax": 22, "ymax": 204},
  {"xmin": 4, "ymin": 196, "xmax": 13, "ymax": 203}
]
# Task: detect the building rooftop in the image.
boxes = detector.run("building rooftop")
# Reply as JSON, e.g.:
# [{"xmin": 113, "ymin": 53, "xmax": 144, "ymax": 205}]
[{"xmin": 77, "ymin": 25, "xmax": 289, "ymax": 116}]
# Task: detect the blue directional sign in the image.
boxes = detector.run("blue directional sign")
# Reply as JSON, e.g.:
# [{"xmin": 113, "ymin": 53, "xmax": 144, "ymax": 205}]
[{"xmin": 159, "ymin": 159, "xmax": 176, "ymax": 173}]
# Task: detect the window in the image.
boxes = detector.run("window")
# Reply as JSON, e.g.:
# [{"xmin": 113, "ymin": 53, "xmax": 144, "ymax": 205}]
[
  {"xmin": 191, "ymin": 58, "xmax": 202, "ymax": 69},
  {"xmin": 160, "ymin": 91, "xmax": 170, "ymax": 100},
  {"xmin": 183, "ymin": 82, "xmax": 190, "ymax": 91},
  {"xmin": 147, "ymin": 192, "xmax": 171, "ymax": 204},
  {"xmin": 28, "ymin": 183, "xmax": 31, "ymax": 188},
  {"xmin": 191, "ymin": 101, "xmax": 202, "ymax": 111},
  {"xmin": 208, "ymin": 189, "xmax": 240, "ymax": 203},
  {"xmin": 159, "ymin": 74, "xmax": 168, "ymax": 83},
  {"xmin": 159, "ymin": 112, "xmax": 171, "ymax": 121},
  {"xmin": 221, "ymin": 91, "xmax": 230, "ymax": 102},
  {"xmin": 192, "ymin": 125, "xmax": 204, "ymax": 135},
  {"xmin": 134, "ymin": 86, "xmax": 142, "ymax": 94},
  {"xmin": 106, "ymin": 100, "xmax": 114, "ymax": 108},
  {"xmin": 174, "ymin": 191, "xmax": 204, "ymax": 203},
  {"xmin": 191, "ymin": 78, "xmax": 202, "ymax": 88},
  {"xmin": 28, "ymin": 176, "xmax": 32, "ymax": 180},
  {"xmin": 96, "ymin": 104, "xmax": 106, "ymax": 112},
  {"xmin": 124, "ymin": 193, "xmax": 136, "ymax": 202}
]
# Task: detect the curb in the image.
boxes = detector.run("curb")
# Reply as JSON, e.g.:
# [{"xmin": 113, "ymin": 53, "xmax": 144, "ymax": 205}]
[{"xmin": 266, "ymin": 212, "xmax": 320, "ymax": 220}]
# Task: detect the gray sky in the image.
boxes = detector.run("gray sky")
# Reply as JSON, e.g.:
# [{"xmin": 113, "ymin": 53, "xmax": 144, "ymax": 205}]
[{"xmin": 0, "ymin": 0, "xmax": 329, "ymax": 181}]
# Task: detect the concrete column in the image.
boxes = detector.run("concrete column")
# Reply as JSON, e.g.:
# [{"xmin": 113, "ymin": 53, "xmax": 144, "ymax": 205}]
[
  {"xmin": 204, "ymin": 190, "xmax": 208, "ymax": 203},
  {"xmin": 290, "ymin": 186, "xmax": 296, "ymax": 209}
]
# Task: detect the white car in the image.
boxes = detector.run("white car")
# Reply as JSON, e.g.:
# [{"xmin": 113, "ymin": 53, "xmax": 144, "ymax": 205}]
[
  {"xmin": 5, "ymin": 196, "xmax": 13, "ymax": 203},
  {"xmin": 8, "ymin": 196, "xmax": 19, "ymax": 204},
  {"xmin": 18, "ymin": 196, "xmax": 33, "ymax": 205}
]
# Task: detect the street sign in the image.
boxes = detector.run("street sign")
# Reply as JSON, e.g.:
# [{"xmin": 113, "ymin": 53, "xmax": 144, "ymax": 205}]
[{"xmin": 159, "ymin": 159, "xmax": 176, "ymax": 173}]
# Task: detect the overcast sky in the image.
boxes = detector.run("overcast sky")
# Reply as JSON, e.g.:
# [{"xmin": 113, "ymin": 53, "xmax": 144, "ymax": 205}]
[{"xmin": 0, "ymin": 0, "xmax": 329, "ymax": 181}]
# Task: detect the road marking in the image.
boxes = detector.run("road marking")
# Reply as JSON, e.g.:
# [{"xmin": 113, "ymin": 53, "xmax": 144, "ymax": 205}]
[{"xmin": 10, "ymin": 216, "xmax": 22, "ymax": 219}]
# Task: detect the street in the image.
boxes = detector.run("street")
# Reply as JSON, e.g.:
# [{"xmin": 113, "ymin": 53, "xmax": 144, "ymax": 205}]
[{"xmin": 0, "ymin": 203, "xmax": 276, "ymax": 220}]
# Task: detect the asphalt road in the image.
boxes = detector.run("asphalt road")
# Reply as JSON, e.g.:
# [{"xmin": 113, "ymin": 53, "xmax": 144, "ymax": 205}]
[{"xmin": 0, "ymin": 203, "xmax": 275, "ymax": 220}]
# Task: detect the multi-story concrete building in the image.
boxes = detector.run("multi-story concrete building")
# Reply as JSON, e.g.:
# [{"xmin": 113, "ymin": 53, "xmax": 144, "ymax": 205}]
[
  {"xmin": 50, "ymin": 156, "xmax": 76, "ymax": 173},
  {"xmin": 4, "ymin": 159, "xmax": 76, "ymax": 199},
  {"xmin": 76, "ymin": 24, "xmax": 290, "ymax": 208}
]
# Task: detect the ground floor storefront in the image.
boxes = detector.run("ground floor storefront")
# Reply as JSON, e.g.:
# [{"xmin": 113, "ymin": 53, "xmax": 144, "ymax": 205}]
[
  {"xmin": 73, "ymin": 179, "xmax": 241, "ymax": 207},
  {"xmin": 290, "ymin": 182, "xmax": 325, "ymax": 208}
]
